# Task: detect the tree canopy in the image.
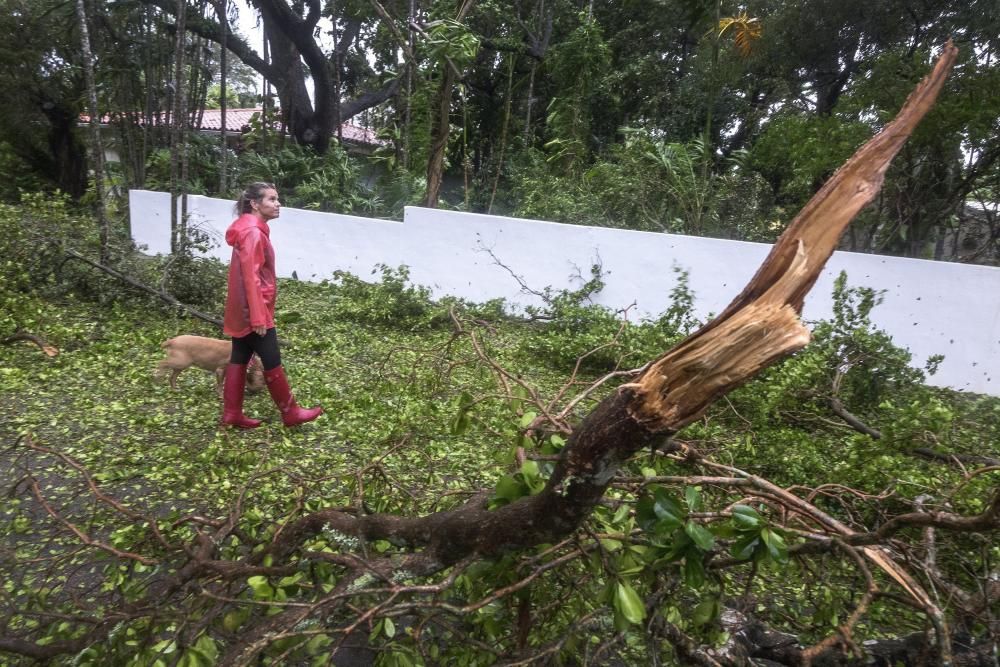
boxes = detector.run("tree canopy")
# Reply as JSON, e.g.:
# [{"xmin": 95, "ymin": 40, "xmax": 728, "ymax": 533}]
[{"xmin": 0, "ymin": 0, "xmax": 997, "ymax": 259}]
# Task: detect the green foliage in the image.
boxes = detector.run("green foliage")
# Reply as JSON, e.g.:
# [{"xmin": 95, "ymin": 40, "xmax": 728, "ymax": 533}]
[
  {"xmin": 727, "ymin": 505, "xmax": 789, "ymax": 564},
  {"xmin": 144, "ymin": 137, "xmax": 379, "ymax": 216},
  {"xmin": 2, "ymin": 252, "xmax": 998, "ymax": 664},
  {"xmin": 490, "ymin": 459, "xmax": 547, "ymax": 507},
  {"xmin": 144, "ymin": 134, "xmax": 240, "ymax": 197},
  {"xmin": 510, "ymin": 130, "xmax": 774, "ymax": 239},
  {"xmin": 0, "ymin": 190, "xmax": 225, "ymax": 321},
  {"xmin": 154, "ymin": 226, "xmax": 228, "ymax": 309},
  {"xmin": 749, "ymin": 113, "xmax": 872, "ymax": 207},
  {"xmin": 0, "ymin": 191, "xmax": 117, "ymax": 318},
  {"xmin": 732, "ymin": 272, "xmax": 927, "ymax": 440},
  {"xmin": 0, "ymin": 143, "xmax": 49, "ymax": 199},
  {"xmin": 367, "ymin": 168, "xmax": 429, "ymax": 219},
  {"xmin": 517, "ymin": 264, "xmax": 698, "ymax": 372},
  {"xmin": 236, "ymin": 108, "xmax": 285, "ymax": 154},
  {"xmin": 236, "ymin": 143, "xmax": 370, "ymax": 214},
  {"xmin": 543, "ymin": 15, "xmax": 614, "ymax": 170},
  {"xmin": 204, "ymin": 84, "xmax": 258, "ymax": 110},
  {"xmin": 420, "ymin": 19, "xmax": 481, "ymax": 69},
  {"xmin": 509, "ymin": 148, "xmax": 609, "ymax": 226},
  {"xmin": 325, "ymin": 265, "xmax": 444, "ymax": 329}
]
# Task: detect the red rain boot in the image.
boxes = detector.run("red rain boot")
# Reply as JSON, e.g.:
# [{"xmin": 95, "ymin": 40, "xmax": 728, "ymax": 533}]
[
  {"xmin": 220, "ymin": 363, "xmax": 263, "ymax": 429},
  {"xmin": 264, "ymin": 366, "xmax": 323, "ymax": 427}
]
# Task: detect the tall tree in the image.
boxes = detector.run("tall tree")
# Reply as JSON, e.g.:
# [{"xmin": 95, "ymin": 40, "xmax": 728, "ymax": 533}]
[
  {"xmin": 74, "ymin": 0, "xmax": 110, "ymax": 264},
  {"xmin": 169, "ymin": 0, "xmax": 189, "ymax": 253},
  {"xmin": 423, "ymin": 0, "xmax": 479, "ymax": 207},
  {"xmin": 215, "ymin": 0, "xmax": 228, "ymax": 194},
  {"xmin": 142, "ymin": 0, "xmax": 402, "ymax": 153}
]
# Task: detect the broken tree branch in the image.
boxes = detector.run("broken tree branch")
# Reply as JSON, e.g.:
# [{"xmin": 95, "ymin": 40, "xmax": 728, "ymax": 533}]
[{"xmin": 61, "ymin": 248, "xmax": 224, "ymax": 327}]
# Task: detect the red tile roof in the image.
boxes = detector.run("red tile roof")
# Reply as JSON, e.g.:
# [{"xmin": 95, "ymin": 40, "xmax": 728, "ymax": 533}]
[
  {"xmin": 197, "ymin": 108, "xmax": 261, "ymax": 132},
  {"xmin": 83, "ymin": 109, "xmax": 383, "ymax": 147}
]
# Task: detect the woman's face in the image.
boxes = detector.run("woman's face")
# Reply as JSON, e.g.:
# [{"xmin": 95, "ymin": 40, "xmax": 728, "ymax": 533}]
[{"xmin": 252, "ymin": 188, "xmax": 281, "ymax": 221}]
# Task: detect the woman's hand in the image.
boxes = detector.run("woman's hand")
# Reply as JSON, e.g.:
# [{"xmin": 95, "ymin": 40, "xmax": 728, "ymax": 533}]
[{"xmin": 253, "ymin": 326, "xmax": 266, "ymax": 336}]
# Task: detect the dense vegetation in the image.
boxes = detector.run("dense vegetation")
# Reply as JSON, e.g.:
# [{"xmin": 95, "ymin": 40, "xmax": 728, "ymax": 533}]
[
  {"xmin": 1, "ymin": 0, "xmax": 998, "ymax": 664},
  {"xmin": 1, "ymin": 0, "xmax": 998, "ymax": 261},
  {"xmin": 1, "ymin": 185, "xmax": 998, "ymax": 664}
]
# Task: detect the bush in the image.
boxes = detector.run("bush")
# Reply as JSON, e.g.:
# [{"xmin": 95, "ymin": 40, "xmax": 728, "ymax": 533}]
[
  {"xmin": 324, "ymin": 265, "xmax": 448, "ymax": 329},
  {"xmin": 318, "ymin": 261, "xmax": 701, "ymax": 371},
  {"xmin": 0, "ymin": 190, "xmax": 226, "ymax": 325},
  {"xmin": 0, "ymin": 143, "xmax": 49, "ymax": 200},
  {"xmin": 509, "ymin": 149, "xmax": 610, "ymax": 227},
  {"xmin": 509, "ymin": 133, "xmax": 775, "ymax": 238},
  {"xmin": 0, "ymin": 191, "xmax": 105, "ymax": 295},
  {"xmin": 517, "ymin": 265, "xmax": 699, "ymax": 372}
]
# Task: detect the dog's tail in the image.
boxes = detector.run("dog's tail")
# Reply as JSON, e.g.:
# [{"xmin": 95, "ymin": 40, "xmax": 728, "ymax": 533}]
[
  {"xmin": 153, "ymin": 360, "xmax": 171, "ymax": 381},
  {"xmin": 155, "ymin": 338, "xmax": 179, "ymax": 381}
]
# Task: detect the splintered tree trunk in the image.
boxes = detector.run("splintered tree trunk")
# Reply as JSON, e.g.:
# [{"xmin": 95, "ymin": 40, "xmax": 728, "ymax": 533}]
[
  {"xmin": 220, "ymin": 44, "xmax": 961, "ymax": 666},
  {"xmin": 357, "ymin": 41, "xmax": 957, "ymax": 561}
]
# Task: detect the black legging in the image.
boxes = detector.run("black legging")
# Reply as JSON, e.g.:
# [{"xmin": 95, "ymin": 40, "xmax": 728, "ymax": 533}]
[{"xmin": 230, "ymin": 328, "xmax": 281, "ymax": 370}]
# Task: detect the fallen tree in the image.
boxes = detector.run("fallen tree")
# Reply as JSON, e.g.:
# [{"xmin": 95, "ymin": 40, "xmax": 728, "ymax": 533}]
[{"xmin": 4, "ymin": 43, "xmax": 998, "ymax": 666}]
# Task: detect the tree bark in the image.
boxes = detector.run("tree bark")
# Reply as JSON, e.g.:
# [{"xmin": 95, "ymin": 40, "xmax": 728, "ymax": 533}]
[
  {"xmin": 168, "ymin": 0, "xmax": 188, "ymax": 253},
  {"xmin": 423, "ymin": 65, "xmax": 456, "ymax": 208},
  {"xmin": 423, "ymin": 0, "xmax": 478, "ymax": 208},
  {"xmin": 36, "ymin": 99, "xmax": 88, "ymax": 200},
  {"xmin": 216, "ymin": 0, "xmax": 228, "ymax": 194},
  {"xmin": 74, "ymin": 0, "xmax": 110, "ymax": 265}
]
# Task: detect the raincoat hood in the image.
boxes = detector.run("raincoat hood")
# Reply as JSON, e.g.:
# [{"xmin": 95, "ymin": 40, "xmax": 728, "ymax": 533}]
[{"xmin": 226, "ymin": 213, "xmax": 270, "ymax": 246}]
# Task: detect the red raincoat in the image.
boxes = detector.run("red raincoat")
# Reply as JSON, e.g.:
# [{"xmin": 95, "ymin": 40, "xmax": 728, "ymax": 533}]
[{"xmin": 223, "ymin": 213, "xmax": 276, "ymax": 338}]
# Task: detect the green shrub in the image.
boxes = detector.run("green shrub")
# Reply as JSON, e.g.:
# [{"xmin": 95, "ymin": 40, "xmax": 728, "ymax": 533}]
[
  {"xmin": 517, "ymin": 265, "xmax": 699, "ymax": 372},
  {"xmin": 0, "ymin": 143, "xmax": 48, "ymax": 199},
  {"xmin": 325, "ymin": 265, "xmax": 447, "ymax": 329}
]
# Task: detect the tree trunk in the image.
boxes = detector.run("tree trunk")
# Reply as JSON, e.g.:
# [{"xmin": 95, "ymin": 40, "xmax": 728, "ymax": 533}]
[
  {"xmin": 169, "ymin": 0, "xmax": 188, "ymax": 254},
  {"xmin": 217, "ymin": 0, "xmax": 227, "ymax": 194},
  {"xmin": 423, "ymin": 65, "xmax": 456, "ymax": 208},
  {"xmin": 74, "ymin": 0, "xmax": 110, "ymax": 265},
  {"xmin": 423, "ymin": 0, "xmax": 478, "ymax": 208},
  {"xmin": 140, "ymin": 0, "xmax": 399, "ymax": 153},
  {"xmin": 487, "ymin": 54, "xmax": 514, "ymax": 213},
  {"xmin": 37, "ymin": 101, "xmax": 88, "ymax": 200}
]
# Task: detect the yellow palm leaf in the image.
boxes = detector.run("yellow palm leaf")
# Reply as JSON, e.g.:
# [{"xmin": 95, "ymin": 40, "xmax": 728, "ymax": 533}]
[{"xmin": 718, "ymin": 12, "xmax": 762, "ymax": 58}]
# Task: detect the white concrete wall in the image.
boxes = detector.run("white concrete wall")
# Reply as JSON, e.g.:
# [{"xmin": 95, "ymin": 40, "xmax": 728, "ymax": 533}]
[{"xmin": 129, "ymin": 190, "xmax": 1000, "ymax": 395}]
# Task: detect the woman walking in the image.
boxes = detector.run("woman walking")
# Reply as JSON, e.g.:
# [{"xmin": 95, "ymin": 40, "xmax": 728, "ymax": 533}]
[{"xmin": 220, "ymin": 182, "xmax": 323, "ymax": 428}]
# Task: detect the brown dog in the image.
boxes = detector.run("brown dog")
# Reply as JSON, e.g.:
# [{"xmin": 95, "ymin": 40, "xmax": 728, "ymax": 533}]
[{"xmin": 156, "ymin": 335, "xmax": 265, "ymax": 396}]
